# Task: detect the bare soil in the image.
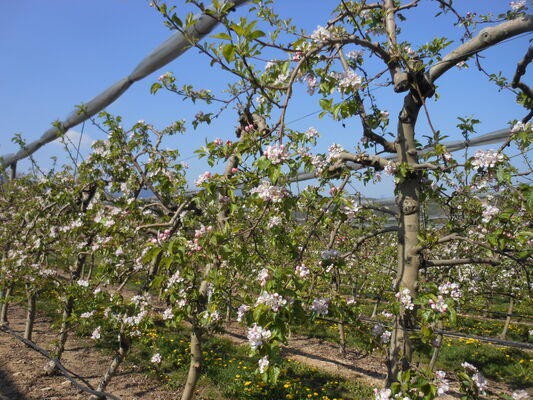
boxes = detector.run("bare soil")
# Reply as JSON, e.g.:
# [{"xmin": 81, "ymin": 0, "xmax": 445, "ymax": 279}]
[{"xmin": 0, "ymin": 304, "xmax": 179, "ymax": 400}]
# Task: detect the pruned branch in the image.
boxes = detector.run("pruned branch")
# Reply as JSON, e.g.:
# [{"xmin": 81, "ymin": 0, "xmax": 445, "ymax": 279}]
[
  {"xmin": 422, "ymin": 257, "xmax": 500, "ymax": 268},
  {"xmin": 512, "ymin": 44, "xmax": 533, "ymax": 100},
  {"xmin": 329, "ymin": 151, "xmax": 390, "ymax": 174}
]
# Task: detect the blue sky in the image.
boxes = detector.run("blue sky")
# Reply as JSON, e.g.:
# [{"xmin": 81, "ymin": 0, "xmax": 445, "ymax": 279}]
[{"xmin": 0, "ymin": 0, "xmax": 530, "ymax": 197}]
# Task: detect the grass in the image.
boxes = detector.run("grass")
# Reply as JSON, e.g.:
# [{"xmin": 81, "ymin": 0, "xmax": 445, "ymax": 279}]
[
  {"xmin": 295, "ymin": 316, "xmax": 533, "ymax": 389},
  {"xmin": 129, "ymin": 323, "xmax": 373, "ymax": 400}
]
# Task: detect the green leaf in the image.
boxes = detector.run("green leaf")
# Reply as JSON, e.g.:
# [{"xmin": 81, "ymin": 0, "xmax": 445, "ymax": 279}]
[
  {"xmin": 210, "ymin": 32, "xmax": 232, "ymax": 40},
  {"xmin": 150, "ymin": 82, "xmax": 162, "ymax": 95},
  {"xmin": 222, "ymin": 43, "xmax": 235, "ymax": 62}
]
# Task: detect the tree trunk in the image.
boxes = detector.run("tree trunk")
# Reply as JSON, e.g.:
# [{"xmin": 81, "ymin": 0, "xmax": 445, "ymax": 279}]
[
  {"xmin": 225, "ymin": 301, "xmax": 231, "ymax": 323},
  {"xmin": 24, "ymin": 287, "xmax": 37, "ymax": 341},
  {"xmin": 45, "ymin": 247, "xmax": 90, "ymax": 374},
  {"xmin": 180, "ymin": 324, "xmax": 203, "ymax": 400},
  {"xmin": 89, "ymin": 329, "xmax": 130, "ymax": 400},
  {"xmin": 44, "ymin": 297, "xmax": 74, "ymax": 375},
  {"xmin": 429, "ymin": 321, "xmax": 444, "ymax": 372},
  {"xmin": 499, "ymin": 297, "xmax": 514, "ymax": 340},
  {"xmin": 371, "ymin": 294, "xmax": 382, "ymax": 318},
  {"xmin": 387, "ymin": 91, "xmax": 423, "ymax": 386},
  {"xmin": 0, "ymin": 285, "xmax": 12, "ymax": 325}
]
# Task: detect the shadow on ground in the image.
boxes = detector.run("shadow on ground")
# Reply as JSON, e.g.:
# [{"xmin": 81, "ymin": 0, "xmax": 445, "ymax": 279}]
[{"xmin": 0, "ymin": 367, "xmax": 27, "ymax": 400}]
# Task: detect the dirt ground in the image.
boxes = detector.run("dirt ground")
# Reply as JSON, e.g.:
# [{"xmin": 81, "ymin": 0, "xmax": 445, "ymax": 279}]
[
  {"xmin": 0, "ymin": 304, "xmax": 521, "ymax": 400},
  {"xmin": 0, "ymin": 304, "xmax": 179, "ymax": 400}
]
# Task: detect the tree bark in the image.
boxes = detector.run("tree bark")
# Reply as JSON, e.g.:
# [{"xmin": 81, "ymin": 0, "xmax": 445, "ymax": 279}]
[
  {"xmin": 429, "ymin": 321, "xmax": 444, "ymax": 372},
  {"xmin": 370, "ymin": 293, "xmax": 382, "ymax": 318},
  {"xmin": 0, "ymin": 285, "xmax": 12, "ymax": 325},
  {"xmin": 89, "ymin": 329, "xmax": 130, "ymax": 400},
  {"xmin": 45, "ymin": 244, "xmax": 91, "ymax": 375},
  {"xmin": 44, "ymin": 296, "xmax": 74, "ymax": 375},
  {"xmin": 24, "ymin": 287, "xmax": 37, "ymax": 341},
  {"xmin": 499, "ymin": 297, "xmax": 514, "ymax": 340},
  {"xmin": 387, "ymin": 91, "xmax": 423, "ymax": 386},
  {"xmin": 180, "ymin": 324, "xmax": 203, "ymax": 400}
]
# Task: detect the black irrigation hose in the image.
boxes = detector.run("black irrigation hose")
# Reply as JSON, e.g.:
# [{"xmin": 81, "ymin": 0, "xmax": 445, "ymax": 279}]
[
  {"xmin": 317, "ymin": 316, "xmax": 533, "ymax": 351},
  {"xmin": 355, "ymin": 295, "xmax": 533, "ymax": 321},
  {"xmin": 460, "ymin": 307, "xmax": 533, "ymax": 321},
  {"xmin": 0, "ymin": 324, "xmax": 121, "ymax": 400}
]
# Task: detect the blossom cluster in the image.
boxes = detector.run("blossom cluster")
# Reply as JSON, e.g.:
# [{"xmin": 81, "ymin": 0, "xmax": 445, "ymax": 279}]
[
  {"xmin": 438, "ymin": 282, "xmax": 462, "ymax": 301},
  {"xmin": 331, "ymin": 70, "xmax": 362, "ymax": 92},
  {"xmin": 251, "ymin": 182, "xmax": 288, "ymax": 203},
  {"xmin": 395, "ymin": 288, "xmax": 414, "ymax": 310},
  {"xmin": 237, "ymin": 304, "xmax": 250, "ymax": 322},
  {"xmin": 258, "ymin": 355, "xmax": 269, "ymax": 373},
  {"xmin": 462, "ymin": 362, "xmax": 487, "ymax": 393},
  {"xmin": 310, "ymin": 25, "xmax": 332, "ymax": 42},
  {"xmin": 255, "ymin": 292, "xmax": 287, "ymax": 312},
  {"xmin": 326, "ymin": 143, "xmax": 345, "ymax": 162},
  {"xmin": 321, "ymin": 249, "xmax": 341, "ymax": 260},
  {"xmin": 372, "ymin": 323, "xmax": 391, "ymax": 344},
  {"xmin": 481, "ymin": 204, "xmax": 499, "ymax": 223},
  {"xmin": 247, "ymin": 323, "xmax": 272, "ymax": 350},
  {"xmin": 383, "ymin": 161, "xmax": 397, "ymax": 176},
  {"xmin": 510, "ymin": 1, "xmax": 527, "ymax": 12},
  {"xmin": 257, "ymin": 268, "xmax": 270, "ymax": 287},
  {"xmin": 264, "ymin": 144, "xmax": 289, "ymax": 164},
  {"xmin": 195, "ymin": 171, "xmax": 212, "ymax": 186},
  {"xmin": 435, "ymin": 370, "xmax": 450, "ymax": 395},
  {"xmin": 295, "ymin": 264, "xmax": 310, "ymax": 278},
  {"xmin": 471, "ymin": 149, "xmax": 504, "ymax": 170},
  {"xmin": 428, "ymin": 295, "xmax": 448, "ymax": 313},
  {"xmin": 311, "ymin": 297, "xmax": 330, "ymax": 315}
]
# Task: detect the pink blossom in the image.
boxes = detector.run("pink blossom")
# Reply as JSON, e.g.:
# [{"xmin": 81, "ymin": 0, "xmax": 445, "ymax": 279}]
[
  {"xmin": 264, "ymin": 144, "xmax": 288, "ymax": 164},
  {"xmin": 195, "ymin": 171, "xmax": 212, "ymax": 186}
]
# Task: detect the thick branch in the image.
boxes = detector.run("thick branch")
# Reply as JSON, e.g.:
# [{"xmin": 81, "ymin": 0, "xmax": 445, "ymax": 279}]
[
  {"xmin": 428, "ymin": 14, "xmax": 533, "ymax": 83},
  {"xmin": 422, "ymin": 257, "xmax": 500, "ymax": 268},
  {"xmin": 329, "ymin": 151, "xmax": 390, "ymax": 174},
  {"xmin": 512, "ymin": 44, "xmax": 533, "ymax": 100}
]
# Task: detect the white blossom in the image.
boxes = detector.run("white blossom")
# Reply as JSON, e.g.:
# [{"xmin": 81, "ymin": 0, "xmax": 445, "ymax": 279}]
[
  {"xmin": 471, "ymin": 149, "xmax": 504, "ymax": 170},
  {"xmin": 481, "ymin": 204, "xmax": 499, "ymax": 223},
  {"xmin": 163, "ymin": 307, "xmax": 174, "ymax": 320},
  {"xmin": 373, "ymin": 388, "xmax": 392, "ymax": 400},
  {"xmin": 247, "ymin": 323, "xmax": 271, "ymax": 350},
  {"xmin": 237, "ymin": 304, "xmax": 250, "ymax": 322},
  {"xmin": 311, "ymin": 297, "xmax": 330, "ymax": 315},
  {"xmin": 267, "ymin": 216, "xmax": 282, "ymax": 228},
  {"xmin": 311, "ymin": 25, "xmax": 332, "ymax": 42},
  {"xmin": 91, "ymin": 326, "xmax": 101, "ymax": 340},
  {"xmin": 428, "ymin": 295, "xmax": 448, "ymax": 313},
  {"xmin": 258, "ymin": 355, "xmax": 269, "ymax": 373},
  {"xmin": 251, "ymin": 181, "xmax": 288, "ymax": 203},
  {"xmin": 295, "ymin": 264, "xmax": 310, "ymax": 278},
  {"xmin": 264, "ymin": 144, "xmax": 288, "ymax": 164},
  {"xmin": 395, "ymin": 288, "xmax": 414, "ymax": 310},
  {"xmin": 256, "ymin": 292, "xmax": 287, "ymax": 312},
  {"xmin": 77, "ymin": 279, "xmax": 89, "ymax": 287},
  {"xmin": 510, "ymin": 1, "xmax": 526, "ymax": 12}
]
